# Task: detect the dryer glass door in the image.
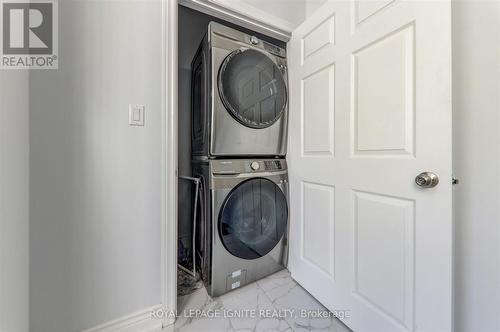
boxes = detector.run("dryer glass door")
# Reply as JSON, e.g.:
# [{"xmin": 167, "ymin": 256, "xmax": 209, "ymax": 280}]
[
  {"xmin": 191, "ymin": 51, "xmax": 205, "ymax": 154},
  {"xmin": 218, "ymin": 49, "xmax": 287, "ymax": 129},
  {"xmin": 219, "ymin": 178, "xmax": 288, "ymax": 260}
]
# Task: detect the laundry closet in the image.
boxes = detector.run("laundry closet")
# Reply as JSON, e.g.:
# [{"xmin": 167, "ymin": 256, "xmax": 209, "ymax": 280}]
[
  {"xmin": 174, "ymin": 1, "xmax": 453, "ymax": 331},
  {"xmin": 177, "ymin": 5, "xmax": 290, "ymax": 297}
]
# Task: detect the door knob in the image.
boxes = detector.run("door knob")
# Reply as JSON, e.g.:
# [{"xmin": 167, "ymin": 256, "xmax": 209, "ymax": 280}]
[{"xmin": 415, "ymin": 172, "xmax": 439, "ymax": 188}]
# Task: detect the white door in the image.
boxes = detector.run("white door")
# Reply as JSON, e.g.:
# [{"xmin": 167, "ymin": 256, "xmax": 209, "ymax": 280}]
[{"xmin": 287, "ymin": 1, "xmax": 452, "ymax": 332}]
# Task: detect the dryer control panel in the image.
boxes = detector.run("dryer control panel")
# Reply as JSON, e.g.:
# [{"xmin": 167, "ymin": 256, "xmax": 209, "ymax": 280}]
[{"xmin": 209, "ymin": 22, "xmax": 287, "ymax": 58}]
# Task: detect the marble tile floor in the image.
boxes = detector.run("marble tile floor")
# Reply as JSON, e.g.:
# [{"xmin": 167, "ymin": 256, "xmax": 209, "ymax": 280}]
[{"xmin": 163, "ymin": 269, "xmax": 352, "ymax": 332}]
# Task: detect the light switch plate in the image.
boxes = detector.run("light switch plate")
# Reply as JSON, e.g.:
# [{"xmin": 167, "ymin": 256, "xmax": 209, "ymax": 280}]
[{"xmin": 129, "ymin": 104, "xmax": 145, "ymax": 126}]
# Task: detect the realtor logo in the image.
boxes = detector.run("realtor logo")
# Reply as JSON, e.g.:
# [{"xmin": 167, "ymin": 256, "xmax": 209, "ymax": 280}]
[{"xmin": 1, "ymin": 0, "xmax": 58, "ymax": 69}]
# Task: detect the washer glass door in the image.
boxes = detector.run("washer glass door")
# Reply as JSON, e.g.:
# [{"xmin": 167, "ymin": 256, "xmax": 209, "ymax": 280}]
[
  {"xmin": 218, "ymin": 49, "xmax": 287, "ymax": 129},
  {"xmin": 219, "ymin": 178, "xmax": 288, "ymax": 260}
]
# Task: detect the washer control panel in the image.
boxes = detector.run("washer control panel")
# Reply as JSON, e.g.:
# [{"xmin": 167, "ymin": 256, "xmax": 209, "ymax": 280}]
[
  {"xmin": 212, "ymin": 159, "xmax": 287, "ymax": 175},
  {"xmin": 250, "ymin": 36, "xmax": 259, "ymax": 45},
  {"xmin": 264, "ymin": 160, "xmax": 282, "ymax": 171}
]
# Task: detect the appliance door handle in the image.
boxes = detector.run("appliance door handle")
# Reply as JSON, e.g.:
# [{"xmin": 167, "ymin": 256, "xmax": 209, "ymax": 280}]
[{"xmin": 213, "ymin": 171, "xmax": 240, "ymax": 176}]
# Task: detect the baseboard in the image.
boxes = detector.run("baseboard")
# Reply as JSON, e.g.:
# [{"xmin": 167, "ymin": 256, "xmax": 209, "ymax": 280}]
[{"xmin": 81, "ymin": 305, "xmax": 164, "ymax": 332}]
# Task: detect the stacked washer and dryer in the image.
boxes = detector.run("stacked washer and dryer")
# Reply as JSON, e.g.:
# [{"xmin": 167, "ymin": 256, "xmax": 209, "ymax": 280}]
[{"xmin": 191, "ymin": 22, "xmax": 290, "ymax": 297}]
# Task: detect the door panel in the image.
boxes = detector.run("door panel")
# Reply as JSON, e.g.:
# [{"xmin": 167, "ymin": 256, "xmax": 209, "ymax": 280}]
[
  {"xmin": 288, "ymin": 1, "xmax": 452, "ymax": 331},
  {"xmin": 302, "ymin": 65, "xmax": 335, "ymax": 155},
  {"xmin": 355, "ymin": 0, "xmax": 395, "ymax": 25},
  {"xmin": 353, "ymin": 190, "xmax": 415, "ymax": 329},
  {"xmin": 302, "ymin": 181, "xmax": 335, "ymax": 278},
  {"xmin": 302, "ymin": 14, "xmax": 335, "ymax": 61},
  {"xmin": 352, "ymin": 24, "xmax": 414, "ymax": 155}
]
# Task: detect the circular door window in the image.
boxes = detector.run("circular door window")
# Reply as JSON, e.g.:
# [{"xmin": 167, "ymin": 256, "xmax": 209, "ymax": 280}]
[
  {"xmin": 219, "ymin": 178, "xmax": 288, "ymax": 260},
  {"xmin": 218, "ymin": 49, "xmax": 287, "ymax": 129}
]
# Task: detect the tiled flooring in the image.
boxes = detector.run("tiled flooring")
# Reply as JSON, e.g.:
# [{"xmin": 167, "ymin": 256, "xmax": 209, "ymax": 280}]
[{"xmin": 165, "ymin": 269, "xmax": 351, "ymax": 332}]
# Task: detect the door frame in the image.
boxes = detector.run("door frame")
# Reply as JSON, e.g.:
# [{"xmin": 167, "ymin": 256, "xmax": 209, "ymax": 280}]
[
  {"xmin": 161, "ymin": 0, "xmax": 292, "ymax": 327},
  {"xmin": 161, "ymin": 0, "xmax": 178, "ymax": 327}
]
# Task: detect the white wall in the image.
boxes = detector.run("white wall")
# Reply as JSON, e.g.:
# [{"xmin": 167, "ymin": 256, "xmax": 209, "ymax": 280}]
[
  {"xmin": 0, "ymin": 72, "xmax": 30, "ymax": 332},
  {"xmin": 305, "ymin": 0, "xmax": 327, "ymax": 18},
  {"xmin": 452, "ymin": 2, "xmax": 500, "ymax": 332},
  {"xmin": 29, "ymin": 1, "xmax": 163, "ymax": 331},
  {"xmin": 238, "ymin": 0, "xmax": 306, "ymax": 27},
  {"xmin": 212, "ymin": 0, "xmax": 306, "ymax": 31}
]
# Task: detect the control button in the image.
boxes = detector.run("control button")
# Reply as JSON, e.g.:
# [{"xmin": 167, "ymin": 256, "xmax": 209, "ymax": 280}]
[
  {"xmin": 250, "ymin": 161, "xmax": 260, "ymax": 171},
  {"xmin": 250, "ymin": 36, "xmax": 259, "ymax": 45}
]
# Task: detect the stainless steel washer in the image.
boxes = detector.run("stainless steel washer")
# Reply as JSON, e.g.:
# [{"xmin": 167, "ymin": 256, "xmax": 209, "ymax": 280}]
[
  {"xmin": 192, "ymin": 158, "xmax": 289, "ymax": 297},
  {"xmin": 191, "ymin": 22, "xmax": 288, "ymax": 158}
]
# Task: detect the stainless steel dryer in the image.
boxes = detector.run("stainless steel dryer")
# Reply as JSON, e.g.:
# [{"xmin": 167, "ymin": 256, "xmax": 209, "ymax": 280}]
[
  {"xmin": 191, "ymin": 22, "xmax": 288, "ymax": 158},
  {"xmin": 192, "ymin": 159, "xmax": 289, "ymax": 297}
]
